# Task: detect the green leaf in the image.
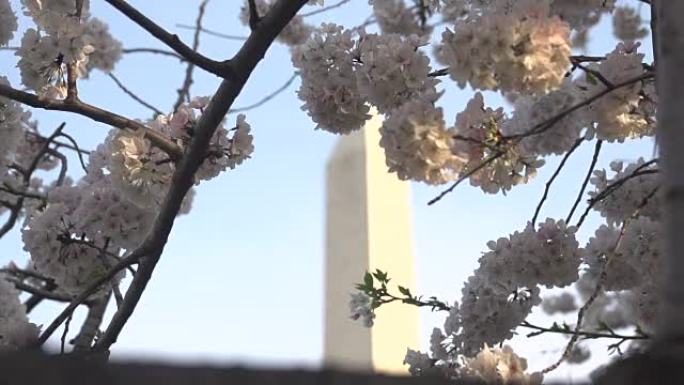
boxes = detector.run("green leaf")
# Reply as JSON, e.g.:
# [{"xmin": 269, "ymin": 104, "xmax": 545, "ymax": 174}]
[
  {"xmin": 372, "ymin": 269, "xmax": 388, "ymax": 283},
  {"xmin": 398, "ymin": 286, "xmax": 411, "ymax": 296},
  {"xmin": 364, "ymin": 272, "xmax": 373, "ymax": 288},
  {"xmin": 586, "ymin": 72, "xmax": 598, "ymax": 85}
]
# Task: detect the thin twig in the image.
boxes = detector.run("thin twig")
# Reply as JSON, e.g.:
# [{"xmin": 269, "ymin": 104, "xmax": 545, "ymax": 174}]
[
  {"xmin": 531, "ymin": 137, "xmax": 584, "ymax": 225},
  {"xmin": 575, "ymin": 161, "xmax": 658, "ymax": 228},
  {"xmin": 173, "ymin": 0, "xmax": 210, "ymax": 112},
  {"xmin": 566, "ymin": 140, "xmax": 603, "ymax": 223},
  {"xmin": 9, "ymin": 278, "xmax": 74, "ymax": 303},
  {"xmin": 36, "ymin": 250, "xmax": 143, "ymax": 346},
  {"xmin": 520, "ymin": 321, "xmax": 649, "ymax": 341},
  {"xmin": 428, "ymin": 73, "xmax": 653, "ymax": 204},
  {"xmin": 60, "ymin": 313, "xmax": 73, "ymax": 354},
  {"xmin": 0, "ymin": 123, "xmax": 65, "ymax": 238},
  {"xmin": 229, "ymin": 73, "xmax": 298, "ymax": 113},
  {"xmin": 108, "ymin": 73, "xmax": 163, "ymax": 116},
  {"xmin": 505, "ymin": 73, "xmax": 654, "ymax": 141},
  {"xmin": 428, "ymin": 152, "xmax": 504, "ymax": 206},
  {"xmin": 56, "ymin": 132, "xmax": 89, "ymax": 172},
  {"xmin": 0, "ymin": 83, "xmax": 182, "ymax": 159},
  {"xmin": 122, "ymin": 47, "xmax": 185, "ymax": 60},
  {"xmin": 103, "ymin": 0, "xmax": 231, "ymax": 77},
  {"xmin": 24, "ymin": 281, "xmax": 58, "ymax": 313},
  {"xmin": 176, "ymin": 24, "xmax": 248, "ymax": 41},
  {"xmin": 47, "ymin": 149, "xmax": 68, "ymax": 186},
  {"xmin": 300, "ymin": 0, "xmax": 351, "ymax": 17}
]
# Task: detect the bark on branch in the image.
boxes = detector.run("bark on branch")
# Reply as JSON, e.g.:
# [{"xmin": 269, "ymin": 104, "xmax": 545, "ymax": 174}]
[
  {"xmin": 0, "ymin": 84, "xmax": 182, "ymax": 159},
  {"xmin": 103, "ymin": 0, "xmax": 232, "ymax": 78}
]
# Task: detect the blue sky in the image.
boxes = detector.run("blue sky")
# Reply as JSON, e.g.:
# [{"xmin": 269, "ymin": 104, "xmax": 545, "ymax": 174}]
[{"xmin": 0, "ymin": 0, "xmax": 654, "ymax": 381}]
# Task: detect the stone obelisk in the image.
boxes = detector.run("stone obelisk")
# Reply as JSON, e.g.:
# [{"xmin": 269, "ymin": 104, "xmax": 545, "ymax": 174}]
[{"xmin": 323, "ymin": 112, "xmax": 419, "ymax": 374}]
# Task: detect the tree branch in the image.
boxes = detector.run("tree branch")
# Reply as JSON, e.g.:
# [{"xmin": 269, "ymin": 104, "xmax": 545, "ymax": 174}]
[
  {"xmin": 72, "ymin": 293, "xmax": 111, "ymax": 352},
  {"xmin": 228, "ymin": 73, "xmax": 297, "ymax": 114},
  {"xmin": 0, "ymin": 83, "xmax": 182, "ymax": 159},
  {"xmin": 173, "ymin": 0, "xmax": 210, "ymax": 112},
  {"xmin": 247, "ymin": 0, "xmax": 261, "ymax": 30},
  {"xmin": 103, "ymin": 0, "xmax": 231, "ymax": 77},
  {"xmin": 531, "ymin": 137, "xmax": 584, "ymax": 225},
  {"xmin": 566, "ymin": 139, "xmax": 603, "ymax": 223},
  {"xmin": 300, "ymin": 0, "xmax": 351, "ymax": 17},
  {"xmin": 575, "ymin": 161, "xmax": 658, "ymax": 228},
  {"xmin": 427, "ymin": 152, "xmax": 504, "ymax": 205},
  {"xmin": 175, "ymin": 24, "xmax": 248, "ymax": 41},
  {"xmin": 8, "ymin": 278, "xmax": 75, "ymax": 303},
  {"xmin": 122, "ymin": 47, "xmax": 185, "ymax": 60},
  {"xmin": 36, "ymin": 250, "xmax": 142, "ymax": 346},
  {"xmin": 108, "ymin": 73, "xmax": 163, "ymax": 116},
  {"xmin": 90, "ymin": 0, "xmax": 312, "ymax": 353}
]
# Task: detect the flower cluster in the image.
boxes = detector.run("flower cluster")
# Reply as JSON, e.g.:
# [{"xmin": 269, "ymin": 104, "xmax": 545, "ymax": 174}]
[
  {"xmin": 0, "ymin": 0, "xmax": 17, "ymax": 46},
  {"xmin": 84, "ymin": 18, "xmax": 123, "ymax": 73},
  {"xmin": 453, "ymin": 93, "xmax": 544, "ymax": 193},
  {"xmin": 20, "ymin": 99, "xmax": 252, "ymax": 297},
  {"xmin": 460, "ymin": 345, "xmax": 543, "ymax": 385},
  {"xmin": 355, "ymin": 33, "xmax": 437, "ymax": 113},
  {"xmin": 439, "ymin": 0, "xmax": 572, "ymax": 95},
  {"xmin": 450, "ymin": 219, "xmax": 580, "ymax": 353},
  {"xmin": 22, "ymin": 187, "xmax": 126, "ymax": 297},
  {"xmin": 380, "ymin": 97, "xmax": 463, "ymax": 185},
  {"xmin": 403, "ymin": 341, "xmax": 542, "ymax": 384},
  {"xmin": 588, "ymin": 158, "xmax": 660, "ymax": 225},
  {"xmin": 0, "ymin": 78, "xmax": 32, "ymax": 174},
  {"xmin": 15, "ymin": 0, "xmax": 122, "ymax": 97},
  {"xmin": 502, "ymin": 80, "xmax": 586, "ymax": 156},
  {"xmin": 371, "ymin": 0, "xmax": 432, "ymax": 37},
  {"xmin": 240, "ymin": 0, "xmax": 312, "ymax": 46},
  {"xmin": 582, "ymin": 216, "xmax": 662, "ymax": 331},
  {"xmin": 167, "ymin": 100, "xmax": 254, "ymax": 182},
  {"xmin": 291, "ymin": 24, "xmax": 370, "ymax": 134},
  {"xmin": 578, "ymin": 42, "xmax": 654, "ymax": 142},
  {"xmin": 349, "ymin": 292, "xmax": 375, "ymax": 327},
  {"xmin": 0, "ymin": 274, "xmax": 40, "ymax": 351},
  {"xmin": 612, "ymin": 6, "xmax": 649, "ymax": 42}
]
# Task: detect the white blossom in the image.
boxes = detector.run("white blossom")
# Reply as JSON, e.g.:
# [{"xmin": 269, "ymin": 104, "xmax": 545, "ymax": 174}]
[
  {"xmin": 460, "ymin": 345, "xmax": 543, "ymax": 385},
  {"xmin": 612, "ymin": 6, "xmax": 649, "ymax": 42},
  {"xmin": 16, "ymin": 28, "xmax": 93, "ymax": 98},
  {"xmin": 451, "ymin": 93, "xmax": 544, "ymax": 193},
  {"xmin": 83, "ymin": 18, "xmax": 122, "ymax": 73},
  {"xmin": 403, "ymin": 348, "xmax": 437, "ymax": 376},
  {"xmin": 439, "ymin": 0, "xmax": 571, "ymax": 95},
  {"xmin": 292, "ymin": 24, "xmax": 370, "ymax": 134},
  {"xmin": 22, "ymin": 196, "xmax": 124, "ymax": 297},
  {"xmin": 349, "ymin": 292, "xmax": 374, "ymax": 327},
  {"xmin": 0, "ymin": 77, "xmax": 31, "ymax": 173},
  {"xmin": 380, "ymin": 97, "xmax": 463, "ymax": 185},
  {"xmin": 240, "ymin": 0, "xmax": 311, "ymax": 46},
  {"xmin": 371, "ymin": 0, "xmax": 432, "ymax": 37},
  {"xmin": 549, "ymin": 0, "xmax": 614, "ymax": 34},
  {"xmin": 541, "ymin": 292, "xmax": 577, "ymax": 314},
  {"xmin": 588, "ymin": 158, "xmax": 660, "ymax": 225},
  {"xmin": 0, "ymin": 0, "xmax": 17, "ymax": 46},
  {"xmin": 502, "ymin": 80, "xmax": 587, "ymax": 156},
  {"xmin": 0, "ymin": 273, "xmax": 40, "ymax": 351},
  {"xmin": 577, "ymin": 42, "xmax": 653, "ymax": 142},
  {"xmin": 355, "ymin": 33, "xmax": 438, "ymax": 113}
]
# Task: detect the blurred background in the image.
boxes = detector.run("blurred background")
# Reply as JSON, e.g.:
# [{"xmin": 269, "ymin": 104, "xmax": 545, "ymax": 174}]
[{"xmin": 0, "ymin": 0, "xmax": 654, "ymax": 382}]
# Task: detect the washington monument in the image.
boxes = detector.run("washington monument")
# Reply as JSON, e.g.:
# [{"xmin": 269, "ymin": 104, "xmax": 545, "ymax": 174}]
[{"xmin": 323, "ymin": 112, "xmax": 419, "ymax": 374}]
